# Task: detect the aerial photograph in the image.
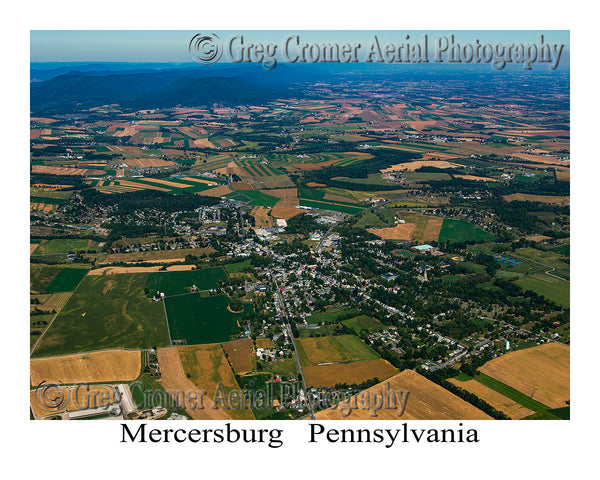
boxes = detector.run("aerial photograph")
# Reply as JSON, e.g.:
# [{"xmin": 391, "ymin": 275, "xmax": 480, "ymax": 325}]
[{"xmin": 29, "ymin": 30, "xmax": 570, "ymax": 422}]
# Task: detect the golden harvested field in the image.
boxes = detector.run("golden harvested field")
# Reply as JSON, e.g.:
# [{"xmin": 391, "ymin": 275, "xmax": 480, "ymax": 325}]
[
  {"xmin": 126, "ymin": 158, "xmax": 177, "ymax": 168},
  {"xmin": 222, "ymin": 339, "xmax": 254, "ymax": 374},
  {"xmin": 98, "ymin": 248, "xmax": 214, "ymax": 264},
  {"xmin": 197, "ymin": 184, "xmax": 232, "ymax": 197},
  {"xmin": 271, "ymin": 206, "xmax": 304, "ymax": 219},
  {"xmin": 448, "ymin": 378, "xmax": 534, "ymax": 419},
  {"xmin": 306, "ymin": 182, "xmax": 327, "ymax": 187},
  {"xmin": 251, "ymin": 206, "xmax": 274, "ymax": 228},
  {"xmin": 369, "ymin": 223, "xmax": 416, "ymax": 240},
  {"xmin": 179, "ymin": 176, "xmax": 218, "ymax": 186},
  {"xmin": 193, "ymin": 138, "xmax": 215, "ymax": 148},
  {"xmin": 30, "ymin": 244, "xmax": 39, "ymax": 254},
  {"xmin": 455, "ymin": 174, "xmax": 499, "ymax": 182},
  {"xmin": 117, "ymin": 180, "xmax": 170, "ymax": 192},
  {"xmin": 32, "ymin": 165, "xmax": 104, "ymax": 176},
  {"xmin": 478, "ymin": 343, "xmax": 570, "ymax": 409},
  {"xmin": 157, "ymin": 346, "xmax": 231, "ymax": 420},
  {"xmin": 30, "ymin": 349, "xmax": 141, "ymax": 386},
  {"xmin": 230, "ymin": 182, "xmax": 254, "ymax": 191},
  {"xmin": 381, "ymin": 160, "xmax": 460, "ymax": 172},
  {"xmin": 140, "ymin": 178, "xmax": 194, "ymax": 189},
  {"xmin": 255, "ymin": 338, "xmax": 275, "ymax": 348},
  {"xmin": 178, "ymin": 344, "xmax": 254, "ymax": 420},
  {"xmin": 89, "ymin": 265, "xmax": 194, "ymax": 275},
  {"xmin": 303, "ymin": 359, "xmax": 398, "ymax": 388},
  {"xmin": 315, "ymin": 370, "xmax": 492, "ymax": 420},
  {"xmin": 30, "ymin": 385, "xmax": 116, "ymax": 418},
  {"xmin": 511, "ymin": 153, "xmax": 566, "ymax": 166},
  {"xmin": 503, "ymin": 193, "xmax": 570, "ymax": 205},
  {"xmin": 259, "ymin": 188, "xmax": 299, "ymax": 207}
]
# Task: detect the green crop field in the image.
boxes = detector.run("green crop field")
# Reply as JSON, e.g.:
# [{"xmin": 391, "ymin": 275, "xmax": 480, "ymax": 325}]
[
  {"xmin": 145, "ymin": 267, "xmax": 228, "ymax": 296},
  {"xmin": 299, "ymin": 199, "xmax": 364, "ymax": 214},
  {"xmin": 33, "ymin": 239, "xmax": 100, "ymax": 255},
  {"xmin": 227, "ymin": 190, "xmax": 280, "ymax": 207},
  {"xmin": 164, "ymin": 293, "xmax": 251, "ymax": 345},
  {"xmin": 32, "ymin": 274, "xmax": 170, "ymax": 357},
  {"xmin": 223, "ymin": 259, "xmax": 252, "ymax": 273},
  {"xmin": 306, "ymin": 308, "xmax": 361, "ymax": 325},
  {"xmin": 341, "ymin": 315, "xmax": 386, "ymax": 334},
  {"xmin": 45, "ymin": 267, "xmax": 89, "ymax": 293},
  {"xmin": 295, "ymin": 334, "xmax": 379, "ymax": 366},
  {"xmin": 438, "ymin": 218, "xmax": 496, "ymax": 243}
]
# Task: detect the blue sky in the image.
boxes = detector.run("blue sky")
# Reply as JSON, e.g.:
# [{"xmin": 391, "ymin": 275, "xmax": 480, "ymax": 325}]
[{"xmin": 31, "ymin": 30, "xmax": 569, "ymax": 63}]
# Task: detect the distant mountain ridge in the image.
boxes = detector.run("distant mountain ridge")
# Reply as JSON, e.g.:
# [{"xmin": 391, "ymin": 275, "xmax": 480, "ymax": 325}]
[{"xmin": 30, "ymin": 65, "xmax": 298, "ymax": 114}]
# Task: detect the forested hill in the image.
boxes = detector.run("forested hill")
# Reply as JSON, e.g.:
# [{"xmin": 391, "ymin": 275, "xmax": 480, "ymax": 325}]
[{"xmin": 30, "ymin": 67, "xmax": 296, "ymax": 114}]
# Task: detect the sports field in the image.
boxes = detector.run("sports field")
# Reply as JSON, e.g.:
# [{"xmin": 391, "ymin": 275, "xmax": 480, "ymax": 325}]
[
  {"xmin": 164, "ymin": 293, "xmax": 251, "ymax": 345},
  {"xmin": 32, "ymin": 274, "xmax": 170, "ymax": 357}
]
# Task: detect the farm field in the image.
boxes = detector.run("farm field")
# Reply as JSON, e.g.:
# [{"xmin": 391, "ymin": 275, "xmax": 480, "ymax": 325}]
[
  {"xmin": 221, "ymin": 339, "xmax": 254, "ymax": 374},
  {"xmin": 145, "ymin": 267, "xmax": 228, "ymax": 296},
  {"xmin": 478, "ymin": 343, "xmax": 570, "ymax": 409},
  {"xmin": 448, "ymin": 377, "xmax": 534, "ymax": 419},
  {"xmin": 164, "ymin": 293, "xmax": 251, "ymax": 345},
  {"xmin": 295, "ymin": 335, "xmax": 379, "ymax": 366},
  {"xmin": 438, "ymin": 218, "xmax": 496, "ymax": 243},
  {"xmin": 30, "ymin": 349, "xmax": 141, "ymax": 385},
  {"xmin": 314, "ymin": 369, "xmax": 492, "ymax": 420},
  {"xmin": 502, "ymin": 193, "xmax": 570, "ymax": 205},
  {"xmin": 45, "ymin": 267, "xmax": 89, "ymax": 293},
  {"xmin": 30, "ymin": 385, "xmax": 116, "ymax": 418},
  {"xmin": 33, "ymin": 238, "xmax": 100, "ymax": 255},
  {"xmin": 156, "ymin": 346, "xmax": 231, "ymax": 420},
  {"xmin": 303, "ymin": 359, "xmax": 398, "ymax": 388},
  {"xmin": 98, "ymin": 247, "xmax": 215, "ymax": 264},
  {"xmin": 32, "ymin": 274, "xmax": 170, "ymax": 357},
  {"xmin": 30, "ymin": 264, "xmax": 66, "ymax": 293},
  {"xmin": 305, "ymin": 307, "xmax": 361, "ymax": 325},
  {"xmin": 178, "ymin": 344, "xmax": 254, "ymax": 420}
]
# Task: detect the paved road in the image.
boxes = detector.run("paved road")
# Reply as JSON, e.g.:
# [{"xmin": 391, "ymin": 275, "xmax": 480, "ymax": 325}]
[{"xmin": 268, "ymin": 266, "xmax": 315, "ymax": 420}]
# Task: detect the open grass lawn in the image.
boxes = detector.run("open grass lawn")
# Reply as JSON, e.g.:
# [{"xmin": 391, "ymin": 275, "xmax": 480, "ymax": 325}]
[
  {"xmin": 515, "ymin": 274, "xmax": 570, "ymax": 307},
  {"xmin": 33, "ymin": 274, "xmax": 170, "ymax": 357},
  {"xmin": 295, "ymin": 335, "xmax": 379, "ymax": 366},
  {"xmin": 145, "ymin": 267, "xmax": 228, "ymax": 296},
  {"xmin": 223, "ymin": 259, "xmax": 252, "ymax": 273},
  {"xmin": 165, "ymin": 293, "xmax": 251, "ymax": 345},
  {"xmin": 438, "ymin": 218, "xmax": 496, "ymax": 243},
  {"xmin": 341, "ymin": 315, "xmax": 386, "ymax": 334}
]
